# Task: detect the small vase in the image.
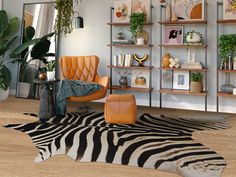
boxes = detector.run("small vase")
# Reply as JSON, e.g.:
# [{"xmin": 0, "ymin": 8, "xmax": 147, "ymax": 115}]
[
  {"xmin": 136, "ymin": 37, "xmax": 144, "ymax": 45},
  {"xmin": 162, "ymin": 53, "xmax": 171, "ymax": 68},
  {"xmin": 119, "ymin": 76, "xmax": 128, "ymax": 87}
]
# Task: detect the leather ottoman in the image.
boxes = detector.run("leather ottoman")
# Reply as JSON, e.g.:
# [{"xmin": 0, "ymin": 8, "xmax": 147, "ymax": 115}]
[{"xmin": 104, "ymin": 94, "xmax": 137, "ymax": 124}]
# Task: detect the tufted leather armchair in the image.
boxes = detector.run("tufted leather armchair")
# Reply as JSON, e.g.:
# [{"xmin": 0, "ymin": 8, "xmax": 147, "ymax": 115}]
[{"xmin": 59, "ymin": 55, "xmax": 109, "ymax": 103}]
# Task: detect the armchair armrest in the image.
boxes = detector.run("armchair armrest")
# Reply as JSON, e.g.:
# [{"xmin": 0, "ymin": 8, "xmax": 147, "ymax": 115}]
[{"xmin": 94, "ymin": 75, "xmax": 109, "ymax": 88}]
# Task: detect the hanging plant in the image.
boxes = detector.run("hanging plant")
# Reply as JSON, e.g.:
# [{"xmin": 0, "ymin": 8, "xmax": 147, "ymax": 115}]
[{"xmin": 55, "ymin": 0, "xmax": 74, "ymax": 35}]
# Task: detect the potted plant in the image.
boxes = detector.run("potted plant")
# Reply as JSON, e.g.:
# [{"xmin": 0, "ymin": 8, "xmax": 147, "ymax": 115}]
[
  {"xmin": 218, "ymin": 34, "xmax": 236, "ymax": 70},
  {"xmin": 11, "ymin": 26, "xmax": 55, "ymax": 98},
  {"xmin": 129, "ymin": 12, "xmax": 146, "ymax": 45},
  {"xmin": 190, "ymin": 72, "xmax": 203, "ymax": 93},
  {"xmin": 0, "ymin": 10, "xmax": 20, "ymax": 101},
  {"xmin": 184, "ymin": 30, "xmax": 203, "ymax": 45},
  {"xmin": 46, "ymin": 60, "xmax": 56, "ymax": 80},
  {"xmin": 55, "ymin": 0, "xmax": 74, "ymax": 35}
]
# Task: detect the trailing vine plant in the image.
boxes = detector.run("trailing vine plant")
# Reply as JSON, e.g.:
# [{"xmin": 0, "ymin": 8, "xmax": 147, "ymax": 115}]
[
  {"xmin": 55, "ymin": 0, "xmax": 74, "ymax": 35},
  {"xmin": 129, "ymin": 12, "xmax": 145, "ymax": 40}
]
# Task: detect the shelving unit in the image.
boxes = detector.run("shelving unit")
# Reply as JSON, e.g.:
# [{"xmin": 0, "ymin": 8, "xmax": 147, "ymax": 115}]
[
  {"xmin": 108, "ymin": 7, "xmax": 154, "ymax": 107},
  {"xmin": 158, "ymin": 3, "xmax": 208, "ymax": 111},
  {"xmin": 216, "ymin": 2, "xmax": 236, "ymax": 112}
]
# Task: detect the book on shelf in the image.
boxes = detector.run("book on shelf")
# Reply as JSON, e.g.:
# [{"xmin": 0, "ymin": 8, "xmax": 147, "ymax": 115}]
[
  {"xmin": 112, "ymin": 39, "xmax": 134, "ymax": 44},
  {"xmin": 113, "ymin": 54, "xmax": 133, "ymax": 67},
  {"xmin": 181, "ymin": 61, "xmax": 203, "ymax": 69}
]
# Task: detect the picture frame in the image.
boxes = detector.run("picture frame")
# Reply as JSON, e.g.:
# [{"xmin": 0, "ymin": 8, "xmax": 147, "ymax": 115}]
[
  {"xmin": 131, "ymin": 69, "xmax": 150, "ymax": 88},
  {"xmin": 164, "ymin": 26, "xmax": 183, "ymax": 45},
  {"xmin": 162, "ymin": 70, "xmax": 173, "ymax": 89},
  {"xmin": 131, "ymin": 0, "xmax": 151, "ymax": 22},
  {"xmin": 114, "ymin": 0, "xmax": 131, "ymax": 23},
  {"xmin": 173, "ymin": 71, "xmax": 190, "ymax": 90},
  {"xmin": 171, "ymin": 0, "xmax": 205, "ymax": 21},
  {"xmin": 223, "ymin": 0, "xmax": 236, "ymax": 20}
]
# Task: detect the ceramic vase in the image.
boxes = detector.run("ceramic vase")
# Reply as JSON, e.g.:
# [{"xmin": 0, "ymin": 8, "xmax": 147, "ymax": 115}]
[
  {"xmin": 162, "ymin": 53, "xmax": 171, "ymax": 68},
  {"xmin": 119, "ymin": 76, "xmax": 128, "ymax": 87},
  {"xmin": 47, "ymin": 71, "xmax": 55, "ymax": 81}
]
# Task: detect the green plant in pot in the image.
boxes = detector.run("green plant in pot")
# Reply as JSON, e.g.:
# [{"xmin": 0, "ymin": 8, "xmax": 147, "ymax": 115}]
[
  {"xmin": 129, "ymin": 12, "xmax": 146, "ymax": 45},
  {"xmin": 55, "ymin": 0, "xmax": 74, "ymax": 35},
  {"xmin": 0, "ymin": 10, "xmax": 20, "ymax": 100},
  {"xmin": 218, "ymin": 34, "xmax": 236, "ymax": 70},
  {"xmin": 46, "ymin": 60, "xmax": 56, "ymax": 80},
  {"xmin": 190, "ymin": 72, "xmax": 203, "ymax": 93}
]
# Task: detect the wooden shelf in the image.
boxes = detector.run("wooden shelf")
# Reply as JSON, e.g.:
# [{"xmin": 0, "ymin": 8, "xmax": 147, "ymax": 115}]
[
  {"xmin": 158, "ymin": 20, "xmax": 207, "ymax": 25},
  {"xmin": 159, "ymin": 89, "xmax": 207, "ymax": 96},
  {"xmin": 159, "ymin": 44, "xmax": 207, "ymax": 48},
  {"xmin": 217, "ymin": 92, "xmax": 236, "ymax": 98},
  {"xmin": 217, "ymin": 19, "xmax": 236, "ymax": 24},
  {"xmin": 160, "ymin": 67, "xmax": 207, "ymax": 72},
  {"xmin": 107, "ymin": 22, "xmax": 153, "ymax": 26},
  {"xmin": 108, "ymin": 65, "xmax": 154, "ymax": 69},
  {"xmin": 108, "ymin": 44, "xmax": 153, "ymax": 47},
  {"xmin": 218, "ymin": 69, "xmax": 236, "ymax": 73},
  {"xmin": 110, "ymin": 86, "xmax": 153, "ymax": 92}
]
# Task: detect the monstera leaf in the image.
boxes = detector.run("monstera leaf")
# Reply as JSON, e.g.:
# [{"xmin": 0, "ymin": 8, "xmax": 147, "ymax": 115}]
[{"xmin": 0, "ymin": 65, "xmax": 11, "ymax": 90}]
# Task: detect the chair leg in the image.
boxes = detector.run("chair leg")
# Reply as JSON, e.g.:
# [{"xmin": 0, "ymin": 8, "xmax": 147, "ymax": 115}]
[{"xmin": 78, "ymin": 102, "xmax": 94, "ymax": 111}]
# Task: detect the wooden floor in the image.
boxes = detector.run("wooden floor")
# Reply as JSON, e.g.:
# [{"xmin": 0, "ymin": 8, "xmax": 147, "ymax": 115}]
[{"xmin": 0, "ymin": 96, "xmax": 236, "ymax": 177}]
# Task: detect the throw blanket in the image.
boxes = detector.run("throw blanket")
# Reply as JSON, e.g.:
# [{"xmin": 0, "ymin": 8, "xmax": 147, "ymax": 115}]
[
  {"xmin": 56, "ymin": 80, "xmax": 102, "ymax": 116},
  {"xmin": 4, "ymin": 112, "xmax": 230, "ymax": 177}
]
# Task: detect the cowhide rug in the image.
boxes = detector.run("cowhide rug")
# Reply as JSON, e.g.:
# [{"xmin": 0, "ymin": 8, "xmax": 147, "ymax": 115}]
[{"xmin": 4, "ymin": 112, "xmax": 230, "ymax": 177}]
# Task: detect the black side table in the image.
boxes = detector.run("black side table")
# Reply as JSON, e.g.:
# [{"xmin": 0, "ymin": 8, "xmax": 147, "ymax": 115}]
[{"xmin": 33, "ymin": 79, "xmax": 60, "ymax": 120}]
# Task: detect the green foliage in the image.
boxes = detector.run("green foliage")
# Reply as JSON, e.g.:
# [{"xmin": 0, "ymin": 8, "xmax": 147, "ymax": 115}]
[
  {"xmin": 218, "ymin": 34, "xmax": 236, "ymax": 59},
  {"xmin": 129, "ymin": 12, "xmax": 145, "ymax": 39},
  {"xmin": 191, "ymin": 72, "xmax": 203, "ymax": 82},
  {"xmin": 55, "ymin": 0, "xmax": 74, "ymax": 35},
  {"xmin": 10, "ymin": 27, "xmax": 55, "ymax": 82},
  {"xmin": 46, "ymin": 60, "xmax": 56, "ymax": 71},
  {"xmin": 0, "ymin": 10, "xmax": 19, "ymax": 90}
]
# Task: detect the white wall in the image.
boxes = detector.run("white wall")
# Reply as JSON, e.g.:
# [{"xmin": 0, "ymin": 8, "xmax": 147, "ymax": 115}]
[{"xmin": 3, "ymin": 0, "xmax": 236, "ymax": 113}]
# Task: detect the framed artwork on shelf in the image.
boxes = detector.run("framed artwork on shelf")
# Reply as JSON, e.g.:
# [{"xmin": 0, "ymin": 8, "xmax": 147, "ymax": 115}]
[
  {"xmin": 114, "ymin": 0, "xmax": 131, "ymax": 23},
  {"xmin": 162, "ymin": 71, "xmax": 173, "ymax": 89},
  {"xmin": 164, "ymin": 26, "xmax": 183, "ymax": 45},
  {"xmin": 131, "ymin": 0, "xmax": 151, "ymax": 22},
  {"xmin": 223, "ymin": 0, "xmax": 236, "ymax": 19},
  {"xmin": 171, "ymin": 0, "xmax": 205, "ymax": 21},
  {"xmin": 131, "ymin": 69, "xmax": 149, "ymax": 88},
  {"xmin": 173, "ymin": 70, "xmax": 190, "ymax": 90}
]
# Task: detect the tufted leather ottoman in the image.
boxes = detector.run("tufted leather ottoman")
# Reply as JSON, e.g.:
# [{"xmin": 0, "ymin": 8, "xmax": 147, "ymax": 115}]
[{"xmin": 104, "ymin": 94, "xmax": 137, "ymax": 124}]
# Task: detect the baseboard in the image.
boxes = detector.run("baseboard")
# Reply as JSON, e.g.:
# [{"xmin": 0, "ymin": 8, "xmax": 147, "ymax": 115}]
[{"xmin": 9, "ymin": 89, "xmax": 16, "ymax": 95}]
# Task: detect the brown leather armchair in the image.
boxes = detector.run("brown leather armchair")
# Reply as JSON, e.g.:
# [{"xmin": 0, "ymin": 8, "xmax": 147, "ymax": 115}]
[{"xmin": 59, "ymin": 55, "xmax": 109, "ymax": 103}]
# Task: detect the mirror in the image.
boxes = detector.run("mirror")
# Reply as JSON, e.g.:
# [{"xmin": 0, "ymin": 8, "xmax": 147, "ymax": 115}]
[{"xmin": 16, "ymin": 2, "xmax": 57, "ymax": 99}]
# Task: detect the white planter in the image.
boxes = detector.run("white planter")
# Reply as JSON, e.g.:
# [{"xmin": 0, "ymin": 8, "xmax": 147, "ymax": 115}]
[
  {"xmin": 17, "ymin": 82, "xmax": 30, "ymax": 98},
  {"xmin": 47, "ymin": 71, "xmax": 55, "ymax": 81},
  {"xmin": 136, "ymin": 38, "xmax": 144, "ymax": 45},
  {"xmin": 186, "ymin": 33, "xmax": 201, "ymax": 43},
  {"xmin": 0, "ymin": 87, "xmax": 9, "ymax": 101}
]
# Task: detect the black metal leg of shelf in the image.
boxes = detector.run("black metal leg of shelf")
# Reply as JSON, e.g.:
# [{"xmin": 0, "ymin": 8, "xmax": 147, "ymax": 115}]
[
  {"xmin": 205, "ymin": 95, "xmax": 207, "ymax": 112},
  {"xmin": 217, "ymin": 96, "xmax": 219, "ymax": 113},
  {"xmin": 160, "ymin": 93, "xmax": 162, "ymax": 109}
]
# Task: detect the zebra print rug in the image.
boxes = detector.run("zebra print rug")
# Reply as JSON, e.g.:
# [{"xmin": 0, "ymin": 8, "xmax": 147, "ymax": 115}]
[{"xmin": 4, "ymin": 112, "xmax": 230, "ymax": 177}]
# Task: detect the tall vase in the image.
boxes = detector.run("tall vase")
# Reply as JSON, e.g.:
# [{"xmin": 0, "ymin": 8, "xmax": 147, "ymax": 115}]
[{"xmin": 171, "ymin": 0, "xmax": 178, "ymax": 21}]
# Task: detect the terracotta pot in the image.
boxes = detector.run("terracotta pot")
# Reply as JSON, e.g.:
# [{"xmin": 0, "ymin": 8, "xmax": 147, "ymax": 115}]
[
  {"xmin": 190, "ymin": 81, "xmax": 203, "ymax": 93},
  {"xmin": 162, "ymin": 53, "xmax": 171, "ymax": 68}
]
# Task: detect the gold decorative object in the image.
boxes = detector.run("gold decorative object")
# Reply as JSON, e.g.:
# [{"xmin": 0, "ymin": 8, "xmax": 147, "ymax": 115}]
[
  {"xmin": 133, "ymin": 54, "xmax": 149, "ymax": 66},
  {"xmin": 38, "ymin": 73, "xmax": 47, "ymax": 81}
]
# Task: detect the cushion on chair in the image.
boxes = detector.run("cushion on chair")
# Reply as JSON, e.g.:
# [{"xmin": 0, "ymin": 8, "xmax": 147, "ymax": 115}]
[
  {"xmin": 104, "ymin": 94, "xmax": 137, "ymax": 124},
  {"xmin": 60, "ymin": 56, "xmax": 99, "ymax": 82}
]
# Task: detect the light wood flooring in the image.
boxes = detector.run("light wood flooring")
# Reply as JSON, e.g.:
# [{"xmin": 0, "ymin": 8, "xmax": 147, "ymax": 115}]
[{"xmin": 0, "ymin": 96, "xmax": 236, "ymax": 177}]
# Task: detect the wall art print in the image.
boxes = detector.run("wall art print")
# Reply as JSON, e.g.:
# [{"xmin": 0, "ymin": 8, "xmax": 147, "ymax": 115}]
[
  {"xmin": 131, "ymin": 69, "xmax": 150, "ymax": 88},
  {"xmin": 173, "ymin": 70, "xmax": 190, "ymax": 90},
  {"xmin": 114, "ymin": 0, "xmax": 132, "ymax": 23},
  {"xmin": 164, "ymin": 25, "xmax": 183, "ymax": 45},
  {"xmin": 223, "ymin": 0, "xmax": 236, "ymax": 19},
  {"xmin": 171, "ymin": 0, "xmax": 205, "ymax": 20},
  {"xmin": 131, "ymin": 0, "xmax": 151, "ymax": 22}
]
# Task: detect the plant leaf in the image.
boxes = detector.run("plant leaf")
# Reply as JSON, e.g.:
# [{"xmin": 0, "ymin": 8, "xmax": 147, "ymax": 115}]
[
  {"xmin": 0, "ymin": 10, "xmax": 8, "ymax": 37},
  {"xmin": 2, "ymin": 17, "xmax": 19, "ymax": 38}
]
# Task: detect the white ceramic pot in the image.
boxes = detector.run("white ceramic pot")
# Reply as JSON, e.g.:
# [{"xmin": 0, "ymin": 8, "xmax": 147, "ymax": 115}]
[
  {"xmin": 17, "ymin": 82, "xmax": 30, "ymax": 98},
  {"xmin": 0, "ymin": 87, "xmax": 9, "ymax": 101},
  {"xmin": 136, "ymin": 38, "xmax": 144, "ymax": 45},
  {"xmin": 186, "ymin": 33, "xmax": 201, "ymax": 43},
  {"xmin": 47, "ymin": 71, "xmax": 55, "ymax": 81}
]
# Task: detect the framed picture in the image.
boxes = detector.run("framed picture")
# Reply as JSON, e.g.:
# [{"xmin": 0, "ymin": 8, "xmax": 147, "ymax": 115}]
[
  {"xmin": 131, "ymin": 69, "xmax": 150, "ymax": 88},
  {"xmin": 162, "ymin": 71, "xmax": 173, "ymax": 89},
  {"xmin": 173, "ymin": 71, "xmax": 190, "ymax": 90},
  {"xmin": 223, "ymin": 0, "xmax": 236, "ymax": 19},
  {"xmin": 114, "ymin": 0, "xmax": 131, "ymax": 23},
  {"xmin": 131, "ymin": 0, "xmax": 151, "ymax": 22},
  {"xmin": 164, "ymin": 26, "xmax": 183, "ymax": 45},
  {"xmin": 171, "ymin": 0, "xmax": 205, "ymax": 21}
]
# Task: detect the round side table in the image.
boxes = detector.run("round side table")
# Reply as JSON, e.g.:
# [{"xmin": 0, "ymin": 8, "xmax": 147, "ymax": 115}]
[{"xmin": 33, "ymin": 79, "xmax": 60, "ymax": 120}]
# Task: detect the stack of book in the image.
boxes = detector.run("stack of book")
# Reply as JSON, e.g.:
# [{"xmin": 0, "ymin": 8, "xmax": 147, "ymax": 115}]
[
  {"xmin": 181, "ymin": 61, "xmax": 203, "ymax": 69},
  {"xmin": 112, "ymin": 39, "xmax": 133, "ymax": 44},
  {"xmin": 113, "ymin": 54, "xmax": 133, "ymax": 67}
]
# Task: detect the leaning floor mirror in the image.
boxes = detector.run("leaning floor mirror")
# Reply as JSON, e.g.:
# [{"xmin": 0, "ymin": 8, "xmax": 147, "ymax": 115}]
[{"xmin": 16, "ymin": 2, "xmax": 57, "ymax": 99}]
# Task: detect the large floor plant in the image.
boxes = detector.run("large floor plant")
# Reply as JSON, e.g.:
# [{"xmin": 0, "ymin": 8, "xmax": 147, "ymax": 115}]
[{"xmin": 0, "ymin": 10, "xmax": 19, "ymax": 100}]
